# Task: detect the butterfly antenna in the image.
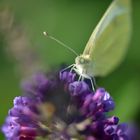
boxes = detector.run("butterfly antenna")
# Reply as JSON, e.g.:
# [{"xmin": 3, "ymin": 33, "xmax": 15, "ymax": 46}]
[{"xmin": 43, "ymin": 31, "xmax": 79, "ymax": 56}]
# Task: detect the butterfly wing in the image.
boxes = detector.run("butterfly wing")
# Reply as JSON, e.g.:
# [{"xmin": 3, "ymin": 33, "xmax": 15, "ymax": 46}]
[{"xmin": 83, "ymin": 0, "xmax": 131, "ymax": 77}]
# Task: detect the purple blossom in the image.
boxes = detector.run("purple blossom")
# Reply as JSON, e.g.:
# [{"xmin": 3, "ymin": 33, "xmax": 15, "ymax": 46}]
[
  {"xmin": 21, "ymin": 73, "xmax": 52, "ymax": 100},
  {"xmin": 81, "ymin": 88, "xmax": 115, "ymax": 117},
  {"xmin": 2, "ymin": 117, "xmax": 20, "ymax": 140},
  {"xmin": 2, "ymin": 71, "xmax": 135, "ymax": 140},
  {"xmin": 60, "ymin": 71, "xmax": 76, "ymax": 84}
]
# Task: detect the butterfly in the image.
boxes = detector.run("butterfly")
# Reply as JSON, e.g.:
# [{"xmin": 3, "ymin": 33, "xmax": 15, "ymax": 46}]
[{"xmin": 44, "ymin": 0, "xmax": 131, "ymax": 91}]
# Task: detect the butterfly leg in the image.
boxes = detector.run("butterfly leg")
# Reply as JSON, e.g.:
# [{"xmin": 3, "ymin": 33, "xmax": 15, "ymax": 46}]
[
  {"xmin": 81, "ymin": 76, "xmax": 84, "ymax": 81},
  {"xmin": 77, "ymin": 75, "xmax": 96, "ymax": 91},
  {"xmin": 70, "ymin": 65, "xmax": 76, "ymax": 73},
  {"xmin": 60, "ymin": 64, "xmax": 75, "ymax": 73},
  {"xmin": 78, "ymin": 75, "xmax": 82, "ymax": 81},
  {"xmin": 86, "ymin": 76, "xmax": 96, "ymax": 92}
]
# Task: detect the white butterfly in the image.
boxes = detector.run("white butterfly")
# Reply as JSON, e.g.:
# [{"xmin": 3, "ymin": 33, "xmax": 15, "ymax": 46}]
[{"xmin": 44, "ymin": 0, "xmax": 131, "ymax": 91}]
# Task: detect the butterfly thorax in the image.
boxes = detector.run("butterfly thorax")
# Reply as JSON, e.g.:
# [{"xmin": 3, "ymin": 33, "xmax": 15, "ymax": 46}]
[{"xmin": 75, "ymin": 55, "xmax": 93, "ymax": 78}]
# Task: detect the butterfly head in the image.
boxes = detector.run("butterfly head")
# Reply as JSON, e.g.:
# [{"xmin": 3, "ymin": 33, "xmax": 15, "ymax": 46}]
[
  {"xmin": 75, "ymin": 55, "xmax": 93, "ymax": 77},
  {"xmin": 75, "ymin": 55, "xmax": 91, "ymax": 66}
]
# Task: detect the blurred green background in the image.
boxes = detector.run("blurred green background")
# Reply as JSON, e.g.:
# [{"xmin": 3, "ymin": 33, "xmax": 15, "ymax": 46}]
[{"xmin": 0, "ymin": 0, "xmax": 140, "ymax": 139}]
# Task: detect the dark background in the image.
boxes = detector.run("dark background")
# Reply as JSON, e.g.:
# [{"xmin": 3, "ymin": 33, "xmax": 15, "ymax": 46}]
[{"xmin": 0, "ymin": 0, "xmax": 140, "ymax": 139}]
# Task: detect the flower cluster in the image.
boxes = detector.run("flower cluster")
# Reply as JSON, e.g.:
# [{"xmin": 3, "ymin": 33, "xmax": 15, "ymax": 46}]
[{"xmin": 2, "ymin": 71, "xmax": 134, "ymax": 140}]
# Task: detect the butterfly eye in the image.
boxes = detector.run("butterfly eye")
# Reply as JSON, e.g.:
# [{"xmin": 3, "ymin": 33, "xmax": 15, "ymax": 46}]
[
  {"xmin": 80, "ymin": 58, "xmax": 85, "ymax": 64},
  {"xmin": 81, "ymin": 59, "xmax": 84, "ymax": 63}
]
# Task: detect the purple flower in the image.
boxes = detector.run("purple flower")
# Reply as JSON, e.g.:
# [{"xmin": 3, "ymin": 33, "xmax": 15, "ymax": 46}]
[
  {"xmin": 2, "ymin": 71, "xmax": 135, "ymax": 140},
  {"xmin": 104, "ymin": 123, "xmax": 130, "ymax": 139},
  {"xmin": 60, "ymin": 71, "xmax": 76, "ymax": 84},
  {"xmin": 21, "ymin": 73, "xmax": 52, "ymax": 100},
  {"xmin": 69, "ymin": 81, "xmax": 90, "ymax": 96},
  {"xmin": 2, "ymin": 117, "xmax": 20, "ymax": 140},
  {"xmin": 2, "ymin": 116, "xmax": 38, "ymax": 140},
  {"xmin": 2, "ymin": 95, "xmax": 48, "ymax": 140},
  {"xmin": 80, "ymin": 88, "xmax": 115, "ymax": 118}
]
